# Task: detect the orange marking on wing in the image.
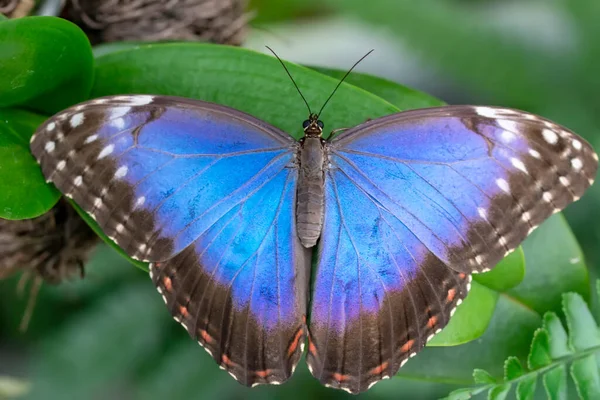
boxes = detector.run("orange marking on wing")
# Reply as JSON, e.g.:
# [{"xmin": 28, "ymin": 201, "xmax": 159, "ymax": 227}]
[
  {"xmin": 400, "ymin": 339, "xmax": 415, "ymax": 353},
  {"xmin": 287, "ymin": 327, "xmax": 304, "ymax": 356},
  {"xmin": 447, "ymin": 288, "xmax": 457, "ymax": 302},
  {"xmin": 255, "ymin": 369, "xmax": 272, "ymax": 378},
  {"xmin": 458, "ymin": 273, "xmax": 466, "ymax": 279},
  {"xmin": 155, "ymin": 262, "xmax": 163, "ymax": 268},
  {"xmin": 199, "ymin": 329, "xmax": 214, "ymax": 344},
  {"xmin": 178, "ymin": 305, "xmax": 190, "ymax": 319},
  {"xmin": 427, "ymin": 315, "xmax": 438, "ymax": 329},
  {"xmin": 162, "ymin": 276, "xmax": 172, "ymax": 292},
  {"xmin": 308, "ymin": 337, "xmax": 317, "ymax": 355},
  {"xmin": 222, "ymin": 354, "xmax": 235, "ymax": 367},
  {"xmin": 332, "ymin": 372, "xmax": 350, "ymax": 382},
  {"xmin": 369, "ymin": 361, "xmax": 389, "ymax": 376}
]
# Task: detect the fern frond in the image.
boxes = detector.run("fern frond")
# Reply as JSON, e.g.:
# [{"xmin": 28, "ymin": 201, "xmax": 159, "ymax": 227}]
[{"xmin": 444, "ymin": 281, "xmax": 600, "ymax": 400}]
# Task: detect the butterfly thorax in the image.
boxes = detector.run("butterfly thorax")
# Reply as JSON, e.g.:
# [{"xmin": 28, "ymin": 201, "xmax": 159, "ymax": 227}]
[{"xmin": 296, "ymin": 118, "xmax": 327, "ymax": 248}]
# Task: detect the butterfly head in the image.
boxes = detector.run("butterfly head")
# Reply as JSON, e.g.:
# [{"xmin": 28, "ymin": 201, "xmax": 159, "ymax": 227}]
[{"xmin": 303, "ymin": 114, "xmax": 324, "ymax": 137}]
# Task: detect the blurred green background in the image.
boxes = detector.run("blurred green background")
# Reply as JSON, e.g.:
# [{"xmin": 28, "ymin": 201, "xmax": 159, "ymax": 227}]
[{"xmin": 2, "ymin": 0, "xmax": 600, "ymax": 399}]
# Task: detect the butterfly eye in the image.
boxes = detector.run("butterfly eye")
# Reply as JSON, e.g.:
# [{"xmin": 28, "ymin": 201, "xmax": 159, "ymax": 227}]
[
  {"xmin": 317, "ymin": 120, "xmax": 324, "ymax": 129},
  {"xmin": 302, "ymin": 120, "xmax": 310, "ymax": 129}
]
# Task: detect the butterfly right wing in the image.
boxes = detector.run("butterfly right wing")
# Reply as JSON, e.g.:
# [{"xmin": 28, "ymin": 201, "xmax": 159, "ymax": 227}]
[{"xmin": 30, "ymin": 95, "xmax": 310, "ymax": 386}]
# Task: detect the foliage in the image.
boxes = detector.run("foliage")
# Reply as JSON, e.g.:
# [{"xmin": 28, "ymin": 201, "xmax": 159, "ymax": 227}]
[
  {"xmin": 445, "ymin": 284, "xmax": 600, "ymax": 400},
  {"xmin": 0, "ymin": 9, "xmax": 596, "ymax": 400}
]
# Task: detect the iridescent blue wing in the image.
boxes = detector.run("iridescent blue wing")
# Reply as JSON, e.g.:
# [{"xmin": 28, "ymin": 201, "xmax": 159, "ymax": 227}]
[
  {"xmin": 30, "ymin": 95, "xmax": 310, "ymax": 386},
  {"xmin": 307, "ymin": 106, "xmax": 598, "ymax": 393}
]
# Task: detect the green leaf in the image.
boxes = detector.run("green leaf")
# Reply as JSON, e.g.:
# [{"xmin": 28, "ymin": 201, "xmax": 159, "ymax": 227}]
[
  {"xmin": 543, "ymin": 312, "xmax": 572, "ymax": 358},
  {"xmin": 528, "ymin": 329, "xmax": 552, "ymax": 369},
  {"xmin": 509, "ymin": 214, "xmax": 590, "ymax": 314},
  {"xmin": 0, "ymin": 16, "xmax": 94, "ymax": 114},
  {"xmin": 27, "ymin": 283, "xmax": 167, "ymax": 400},
  {"xmin": 310, "ymin": 66, "xmax": 445, "ymax": 110},
  {"xmin": 92, "ymin": 43, "xmax": 399, "ymax": 140},
  {"xmin": 488, "ymin": 383, "xmax": 511, "ymax": 400},
  {"xmin": 473, "ymin": 248, "xmax": 526, "ymax": 292},
  {"xmin": 571, "ymin": 354, "xmax": 600, "ymax": 400},
  {"xmin": 0, "ymin": 108, "xmax": 60, "ymax": 219},
  {"xmin": 564, "ymin": 292, "xmax": 600, "ymax": 351},
  {"xmin": 543, "ymin": 365, "xmax": 568, "ymax": 400},
  {"xmin": 515, "ymin": 374, "xmax": 537, "ymax": 400},
  {"xmin": 504, "ymin": 356, "xmax": 524, "ymax": 380},
  {"xmin": 473, "ymin": 369, "xmax": 496, "ymax": 384},
  {"xmin": 428, "ymin": 281, "xmax": 498, "ymax": 346}
]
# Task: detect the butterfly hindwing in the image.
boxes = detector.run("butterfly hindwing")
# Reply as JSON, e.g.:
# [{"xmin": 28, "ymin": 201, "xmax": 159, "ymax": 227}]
[
  {"xmin": 30, "ymin": 95, "xmax": 310, "ymax": 386},
  {"xmin": 307, "ymin": 105, "xmax": 597, "ymax": 393}
]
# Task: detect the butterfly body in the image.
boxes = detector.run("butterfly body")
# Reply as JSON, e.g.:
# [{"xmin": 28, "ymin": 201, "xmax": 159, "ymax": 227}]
[
  {"xmin": 297, "ymin": 115, "xmax": 327, "ymax": 248},
  {"xmin": 30, "ymin": 94, "xmax": 598, "ymax": 394}
]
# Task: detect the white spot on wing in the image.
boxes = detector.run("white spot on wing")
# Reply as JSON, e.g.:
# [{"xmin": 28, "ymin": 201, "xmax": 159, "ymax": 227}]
[
  {"xmin": 129, "ymin": 95, "xmax": 154, "ymax": 106},
  {"xmin": 475, "ymin": 106, "xmax": 497, "ymax": 118},
  {"xmin": 112, "ymin": 117, "xmax": 125, "ymax": 129},
  {"xmin": 135, "ymin": 196, "xmax": 146, "ymax": 208},
  {"xmin": 70, "ymin": 112, "xmax": 85, "ymax": 128},
  {"xmin": 116, "ymin": 223, "xmax": 125, "ymax": 233},
  {"xmin": 74, "ymin": 176, "xmax": 82, "ymax": 186},
  {"xmin": 115, "ymin": 166, "xmax": 128, "ymax": 179},
  {"xmin": 84, "ymin": 134, "xmax": 98, "ymax": 144},
  {"xmin": 496, "ymin": 178, "xmax": 510, "ymax": 193},
  {"xmin": 528, "ymin": 149, "xmax": 541, "ymax": 159},
  {"xmin": 46, "ymin": 122, "xmax": 56, "ymax": 131},
  {"xmin": 571, "ymin": 158, "xmax": 583, "ymax": 171},
  {"xmin": 98, "ymin": 144, "xmax": 114, "ymax": 159},
  {"xmin": 45, "ymin": 141, "xmax": 55, "ymax": 153},
  {"xmin": 542, "ymin": 128, "xmax": 559, "ymax": 144},
  {"xmin": 559, "ymin": 176, "xmax": 570, "ymax": 186},
  {"xmin": 510, "ymin": 158, "xmax": 527, "ymax": 173},
  {"xmin": 573, "ymin": 140, "xmax": 582, "ymax": 150},
  {"xmin": 501, "ymin": 130, "xmax": 516, "ymax": 143},
  {"xmin": 477, "ymin": 207, "xmax": 487, "ymax": 219},
  {"xmin": 543, "ymin": 192, "xmax": 553, "ymax": 202},
  {"xmin": 110, "ymin": 106, "xmax": 132, "ymax": 119},
  {"xmin": 57, "ymin": 160, "xmax": 66, "ymax": 170},
  {"xmin": 498, "ymin": 119, "xmax": 518, "ymax": 133}
]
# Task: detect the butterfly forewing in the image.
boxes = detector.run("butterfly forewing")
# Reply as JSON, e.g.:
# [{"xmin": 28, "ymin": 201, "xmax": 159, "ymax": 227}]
[
  {"xmin": 30, "ymin": 95, "xmax": 309, "ymax": 387},
  {"xmin": 306, "ymin": 105, "xmax": 597, "ymax": 393}
]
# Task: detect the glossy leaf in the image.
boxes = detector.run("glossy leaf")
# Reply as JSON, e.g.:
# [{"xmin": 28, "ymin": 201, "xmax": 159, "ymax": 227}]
[
  {"xmin": 474, "ymin": 248, "xmax": 526, "ymax": 292},
  {"xmin": 544, "ymin": 365, "xmax": 568, "ymax": 400},
  {"xmin": 509, "ymin": 214, "xmax": 590, "ymax": 314},
  {"xmin": 0, "ymin": 108, "xmax": 60, "ymax": 219},
  {"xmin": 311, "ymin": 66, "xmax": 445, "ymax": 110},
  {"xmin": 0, "ymin": 16, "xmax": 93, "ymax": 113},
  {"xmin": 428, "ymin": 282, "xmax": 497, "ymax": 346}
]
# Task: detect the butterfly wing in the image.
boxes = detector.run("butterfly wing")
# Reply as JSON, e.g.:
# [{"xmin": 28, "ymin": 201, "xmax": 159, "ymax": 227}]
[
  {"xmin": 307, "ymin": 106, "xmax": 597, "ymax": 393},
  {"xmin": 30, "ymin": 95, "xmax": 310, "ymax": 386}
]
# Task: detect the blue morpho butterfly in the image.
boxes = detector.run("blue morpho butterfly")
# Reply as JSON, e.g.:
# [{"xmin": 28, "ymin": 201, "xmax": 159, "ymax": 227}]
[{"xmin": 30, "ymin": 50, "xmax": 598, "ymax": 393}]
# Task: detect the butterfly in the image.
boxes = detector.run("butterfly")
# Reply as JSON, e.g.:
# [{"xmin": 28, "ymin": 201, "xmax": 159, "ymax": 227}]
[{"xmin": 29, "ymin": 75, "xmax": 597, "ymax": 393}]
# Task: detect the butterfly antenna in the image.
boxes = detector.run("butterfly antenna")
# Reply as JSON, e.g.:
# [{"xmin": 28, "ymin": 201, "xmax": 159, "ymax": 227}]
[
  {"xmin": 266, "ymin": 46, "xmax": 312, "ymax": 115},
  {"xmin": 317, "ymin": 49, "xmax": 374, "ymax": 118}
]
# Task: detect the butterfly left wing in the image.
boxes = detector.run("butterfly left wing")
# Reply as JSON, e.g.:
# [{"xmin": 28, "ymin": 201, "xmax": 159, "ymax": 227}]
[
  {"xmin": 30, "ymin": 95, "xmax": 310, "ymax": 386},
  {"xmin": 307, "ymin": 106, "xmax": 597, "ymax": 393}
]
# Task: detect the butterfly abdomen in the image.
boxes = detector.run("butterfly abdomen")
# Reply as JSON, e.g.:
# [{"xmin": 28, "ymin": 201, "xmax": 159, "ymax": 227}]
[{"xmin": 297, "ymin": 137, "xmax": 326, "ymax": 248}]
